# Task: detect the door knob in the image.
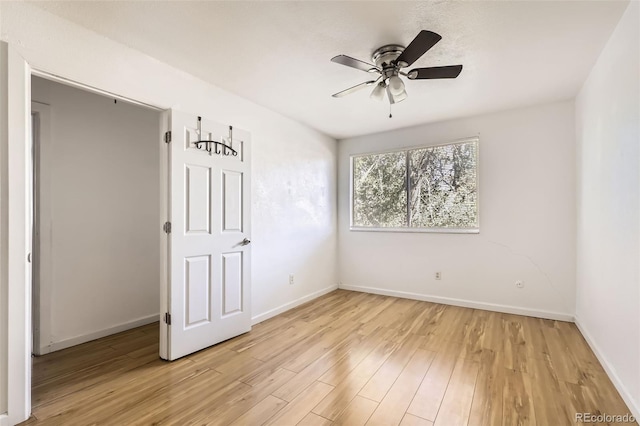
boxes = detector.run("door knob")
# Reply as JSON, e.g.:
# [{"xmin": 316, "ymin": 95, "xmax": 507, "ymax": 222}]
[{"xmin": 240, "ymin": 238, "xmax": 251, "ymax": 246}]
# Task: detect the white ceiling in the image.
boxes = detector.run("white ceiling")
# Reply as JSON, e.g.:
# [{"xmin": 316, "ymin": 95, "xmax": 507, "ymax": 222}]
[{"xmin": 34, "ymin": 1, "xmax": 628, "ymax": 139}]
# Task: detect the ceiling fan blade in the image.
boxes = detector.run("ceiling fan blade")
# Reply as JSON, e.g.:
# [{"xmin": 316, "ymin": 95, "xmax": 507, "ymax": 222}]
[
  {"xmin": 332, "ymin": 80, "xmax": 378, "ymax": 98},
  {"xmin": 407, "ymin": 65, "xmax": 463, "ymax": 80},
  {"xmin": 331, "ymin": 55, "xmax": 380, "ymax": 73},
  {"xmin": 395, "ymin": 30, "xmax": 442, "ymax": 68}
]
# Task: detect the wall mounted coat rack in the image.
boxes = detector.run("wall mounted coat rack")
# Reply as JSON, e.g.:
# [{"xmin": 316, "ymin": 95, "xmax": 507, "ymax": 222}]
[{"xmin": 193, "ymin": 116, "xmax": 238, "ymax": 156}]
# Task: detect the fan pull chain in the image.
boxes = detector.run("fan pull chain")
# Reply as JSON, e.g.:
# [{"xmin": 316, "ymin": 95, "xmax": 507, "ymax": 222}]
[{"xmin": 389, "ymin": 103, "xmax": 393, "ymax": 119}]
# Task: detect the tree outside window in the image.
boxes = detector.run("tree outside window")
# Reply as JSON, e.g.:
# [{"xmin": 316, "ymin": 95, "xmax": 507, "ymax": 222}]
[{"xmin": 352, "ymin": 138, "xmax": 478, "ymax": 232}]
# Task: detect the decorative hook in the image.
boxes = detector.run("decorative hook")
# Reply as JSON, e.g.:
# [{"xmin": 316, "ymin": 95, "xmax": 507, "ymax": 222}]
[{"xmin": 192, "ymin": 117, "xmax": 239, "ymax": 157}]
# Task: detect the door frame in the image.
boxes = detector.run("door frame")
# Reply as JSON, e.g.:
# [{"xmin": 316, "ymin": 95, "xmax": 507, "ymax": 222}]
[
  {"xmin": 4, "ymin": 49, "xmax": 170, "ymax": 424},
  {"xmin": 4, "ymin": 44, "xmax": 32, "ymax": 426},
  {"xmin": 30, "ymin": 101, "xmax": 51, "ymax": 356}
]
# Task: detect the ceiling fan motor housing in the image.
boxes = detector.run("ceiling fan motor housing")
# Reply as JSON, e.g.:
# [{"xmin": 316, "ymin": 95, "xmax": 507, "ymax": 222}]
[{"xmin": 372, "ymin": 44, "xmax": 405, "ymax": 79}]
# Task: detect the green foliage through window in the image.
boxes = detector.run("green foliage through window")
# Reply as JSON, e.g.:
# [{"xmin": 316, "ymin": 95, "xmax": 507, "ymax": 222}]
[{"xmin": 352, "ymin": 139, "xmax": 478, "ymax": 230}]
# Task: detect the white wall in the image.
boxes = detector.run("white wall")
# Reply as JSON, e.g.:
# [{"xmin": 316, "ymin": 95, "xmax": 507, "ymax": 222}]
[
  {"xmin": 0, "ymin": 2, "xmax": 338, "ymax": 326},
  {"xmin": 0, "ymin": 40, "xmax": 8, "ymax": 419},
  {"xmin": 31, "ymin": 77, "xmax": 161, "ymax": 352},
  {"xmin": 575, "ymin": 1, "xmax": 639, "ymax": 418},
  {"xmin": 338, "ymin": 101, "xmax": 576, "ymax": 319}
]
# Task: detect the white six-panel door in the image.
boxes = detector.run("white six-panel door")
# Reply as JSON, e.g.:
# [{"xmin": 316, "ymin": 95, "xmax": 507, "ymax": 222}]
[{"xmin": 166, "ymin": 110, "xmax": 251, "ymax": 360}]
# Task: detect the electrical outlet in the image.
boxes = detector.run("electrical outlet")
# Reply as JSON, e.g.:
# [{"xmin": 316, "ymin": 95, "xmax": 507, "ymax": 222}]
[
  {"xmin": 435, "ymin": 272, "xmax": 442, "ymax": 280},
  {"xmin": 289, "ymin": 274, "xmax": 295, "ymax": 285},
  {"xmin": 516, "ymin": 280, "xmax": 524, "ymax": 289}
]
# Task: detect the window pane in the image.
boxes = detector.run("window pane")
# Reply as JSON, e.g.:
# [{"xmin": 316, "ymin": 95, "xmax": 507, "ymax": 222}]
[
  {"xmin": 353, "ymin": 151, "xmax": 407, "ymax": 227},
  {"xmin": 409, "ymin": 141, "xmax": 478, "ymax": 228}
]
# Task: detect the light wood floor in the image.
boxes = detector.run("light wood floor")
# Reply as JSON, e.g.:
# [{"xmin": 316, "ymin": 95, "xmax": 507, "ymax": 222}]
[{"xmin": 24, "ymin": 290, "xmax": 635, "ymax": 426}]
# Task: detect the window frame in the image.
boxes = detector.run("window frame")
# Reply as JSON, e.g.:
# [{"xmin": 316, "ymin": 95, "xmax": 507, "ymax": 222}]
[{"xmin": 349, "ymin": 136, "xmax": 480, "ymax": 234}]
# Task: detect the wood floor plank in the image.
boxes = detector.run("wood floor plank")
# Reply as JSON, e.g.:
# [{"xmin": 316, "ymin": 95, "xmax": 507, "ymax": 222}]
[
  {"xmin": 224, "ymin": 315, "xmax": 297, "ymax": 353},
  {"xmin": 308, "ymin": 292, "xmax": 373, "ymax": 328},
  {"xmin": 406, "ymin": 339, "xmax": 462, "ymax": 421},
  {"xmin": 280, "ymin": 321, "xmax": 361, "ymax": 373},
  {"xmin": 313, "ymin": 329, "xmax": 399, "ymax": 420},
  {"xmin": 188, "ymin": 346, "xmax": 242, "ymax": 369},
  {"xmin": 298, "ymin": 412, "xmax": 334, "ymax": 426},
  {"xmin": 196, "ymin": 367, "xmax": 296, "ymax": 425},
  {"xmin": 400, "ymin": 413, "xmax": 434, "ymax": 426},
  {"xmin": 528, "ymin": 354, "xmax": 574, "ymax": 425},
  {"xmin": 24, "ymin": 290, "xmax": 637, "ymax": 426},
  {"xmin": 411, "ymin": 304, "xmax": 447, "ymax": 337},
  {"xmin": 357, "ymin": 298, "xmax": 407, "ymax": 336},
  {"xmin": 33, "ymin": 359, "xmax": 205, "ymax": 424},
  {"xmin": 317, "ymin": 327, "xmax": 394, "ymax": 387},
  {"xmin": 502, "ymin": 368, "xmax": 536, "ymax": 426},
  {"xmin": 107, "ymin": 329, "xmax": 158, "ymax": 355},
  {"xmin": 236, "ymin": 323, "xmax": 350, "ymax": 387},
  {"xmin": 564, "ymin": 380, "xmax": 633, "ymax": 423},
  {"xmin": 32, "ymin": 344, "xmax": 119, "ymax": 386},
  {"xmin": 502, "ymin": 315, "xmax": 529, "ymax": 373},
  {"xmin": 31, "ymin": 352, "xmax": 157, "ymax": 408},
  {"xmin": 119, "ymin": 370, "xmax": 249, "ymax": 425},
  {"xmin": 214, "ymin": 350, "xmax": 265, "ymax": 377},
  {"xmin": 459, "ymin": 310, "xmax": 489, "ymax": 362},
  {"xmin": 433, "ymin": 357, "xmax": 479, "ymax": 426},
  {"xmin": 358, "ymin": 333, "xmax": 425, "ymax": 402},
  {"xmin": 248, "ymin": 321, "xmax": 322, "ymax": 362},
  {"xmin": 265, "ymin": 381, "xmax": 334, "ymax": 426},
  {"xmin": 554, "ymin": 321, "xmax": 609, "ymax": 388},
  {"xmin": 283, "ymin": 291, "xmax": 354, "ymax": 320},
  {"xmin": 229, "ymin": 395, "xmax": 288, "ymax": 426},
  {"xmin": 332, "ymin": 396, "xmax": 378, "ymax": 426},
  {"xmin": 431, "ymin": 305, "xmax": 474, "ymax": 343},
  {"xmin": 272, "ymin": 330, "xmax": 366, "ymax": 402},
  {"xmin": 357, "ymin": 296, "xmax": 396, "ymax": 325},
  {"xmin": 366, "ymin": 349, "xmax": 436, "ymax": 425},
  {"xmin": 521, "ymin": 316, "xmax": 551, "ymax": 361},
  {"xmin": 540, "ymin": 324, "xmax": 583, "ymax": 384},
  {"xmin": 467, "ymin": 349, "xmax": 504, "ymax": 426}
]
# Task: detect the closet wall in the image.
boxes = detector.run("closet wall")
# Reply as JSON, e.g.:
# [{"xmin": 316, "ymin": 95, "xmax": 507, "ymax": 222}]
[{"xmin": 32, "ymin": 77, "xmax": 161, "ymax": 352}]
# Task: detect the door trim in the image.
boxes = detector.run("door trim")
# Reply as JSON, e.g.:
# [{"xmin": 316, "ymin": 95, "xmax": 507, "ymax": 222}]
[
  {"xmin": 30, "ymin": 101, "xmax": 52, "ymax": 356},
  {"xmin": 5, "ymin": 44, "xmax": 32, "ymax": 425},
  {"xmin": 30, "ymin": 69, "xmax": 163, "ymax": 112},
  {"xmin": 159, "ymin": 111, "xmax": 170, "ymax": 360}
]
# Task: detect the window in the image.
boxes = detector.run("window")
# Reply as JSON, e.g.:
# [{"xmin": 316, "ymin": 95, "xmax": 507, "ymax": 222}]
[{"xmin": 351, "ymin": 138, "xmax": 478, "ymax": 232}]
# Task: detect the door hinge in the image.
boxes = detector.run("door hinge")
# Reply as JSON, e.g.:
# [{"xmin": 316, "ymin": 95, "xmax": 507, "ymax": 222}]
[
  {"xmin": 163, "ymin": 221, "xmax": 172, "ymax": 234},
  {"xmin": 164, "ymin": 131, "xmax": 172, "ymax": 143},
  {"xmin": 164, "ymin": 312, "xmax": 172, "ymax": 325}
]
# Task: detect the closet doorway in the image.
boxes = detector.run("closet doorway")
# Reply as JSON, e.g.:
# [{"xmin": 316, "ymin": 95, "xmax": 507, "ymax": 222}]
[{"xmin": 30, "ymin": 76, "xmax": 162, "ymax": 398}]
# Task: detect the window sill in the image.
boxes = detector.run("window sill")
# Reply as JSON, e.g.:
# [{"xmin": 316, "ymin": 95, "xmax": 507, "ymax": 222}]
[{"xmin": 349, "ymin": 227, "xmax": 480, "ymax": 234}]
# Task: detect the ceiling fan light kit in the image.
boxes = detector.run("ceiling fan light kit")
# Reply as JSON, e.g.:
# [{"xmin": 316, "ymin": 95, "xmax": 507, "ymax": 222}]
[
  {"xmin": 331, "ymin": 30, "xmax": 463, "ymax": 115},
  {"xmin": 387, "ymin": 75, "xmax": 405, "ymax": 96},
  {"xmin": 370, "ymin": 82, "xmax": 386, "ymax": 101}
]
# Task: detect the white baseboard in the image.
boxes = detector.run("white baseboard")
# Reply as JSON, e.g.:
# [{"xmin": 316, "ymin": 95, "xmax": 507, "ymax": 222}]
[
  {"xmin": 251, "ymin": 285, "xmax": 339, "ymax": 325},
  {"xmin": 0, "ymin": 413, "xmax": 9, "ymax": 426},
  {"xmin": 339, "ymin": 284, "xmax": 574, "ymax": 322},
  {"xmin": 38, "ymin": 314, "xmax": 159, "ymax": 355},
  {"xmin": 575, "ymin": 317, "xmax": 640, "ymax": 420}
]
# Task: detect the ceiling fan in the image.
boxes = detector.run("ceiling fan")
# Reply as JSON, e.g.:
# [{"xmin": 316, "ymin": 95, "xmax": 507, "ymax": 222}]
[{"xmin": 331, "ymin": 30, "xmax": 463, "ymax": 105}]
